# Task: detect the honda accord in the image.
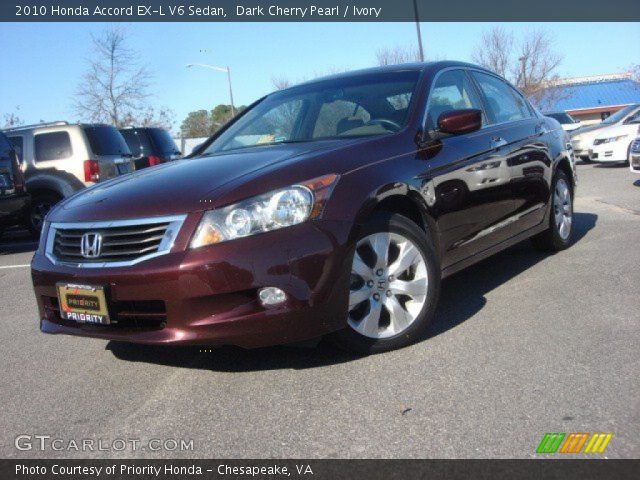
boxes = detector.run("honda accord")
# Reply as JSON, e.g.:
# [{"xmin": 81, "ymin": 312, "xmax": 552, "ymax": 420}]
[{"xmin": 31, "ymin": 62, "xmax": 576, "ymax": 353}]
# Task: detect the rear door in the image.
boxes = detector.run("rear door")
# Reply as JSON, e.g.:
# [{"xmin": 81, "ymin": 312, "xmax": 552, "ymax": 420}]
[
  {"xmin": 470, "ymin": 71, "xmax": 552, "ymax": 232},
  {"xmin": 83, "ymin": 125, "xmax": 134, "ymax": 179}
]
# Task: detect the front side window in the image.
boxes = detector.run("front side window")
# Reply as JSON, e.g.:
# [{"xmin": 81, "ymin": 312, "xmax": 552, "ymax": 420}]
[
  {"xmin": 624, "ymin": 110, "xmax": 640, "ymax": 124},
  {"xmin": 471, "ymin": 72, "xmax": 532, "ymax": 124},
  {"xmin": 35, "ymin": 132, "xmax": 72, "ymax": 162},
  {"xmin": 602, "ymin": 105, "xmax": 638, "ymax": 124},
  {"xmin": 203, "ymin": 71, "xmax": 420, "ymax": 154},
  {"xmin": 425, "ymin": 69, "xmax": 485, "ymax": 131}
]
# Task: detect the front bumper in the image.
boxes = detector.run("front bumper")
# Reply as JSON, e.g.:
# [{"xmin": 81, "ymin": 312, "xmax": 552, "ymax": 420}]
[
  {"xmin": 589, "ymin": 141, "xmax": 630, "ymax": 163},
  {"xmin": 630, "ymin": 153, "xmax": 640, "ymax": 173},
  {"xmin": 32, "ymin": 220, "xmax": 352, "ymax": 348}
]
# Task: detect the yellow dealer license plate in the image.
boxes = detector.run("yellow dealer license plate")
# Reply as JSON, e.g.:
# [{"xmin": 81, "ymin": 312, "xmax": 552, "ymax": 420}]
[{"xmin": 56, "ymin": 283, "xmax": 110, "ymax": 325}]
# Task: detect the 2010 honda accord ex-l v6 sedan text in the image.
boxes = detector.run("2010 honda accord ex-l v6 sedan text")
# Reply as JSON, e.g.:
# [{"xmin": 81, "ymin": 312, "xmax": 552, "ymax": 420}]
[{"xmin": 31, "ymin": 62, "xmax": 577, "ymax": 354}]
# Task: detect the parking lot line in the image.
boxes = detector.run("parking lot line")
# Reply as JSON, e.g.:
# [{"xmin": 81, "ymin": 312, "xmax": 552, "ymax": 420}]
[{"xmin": 0, "ymin": 264, "xmax": 31, "ymax": 269}]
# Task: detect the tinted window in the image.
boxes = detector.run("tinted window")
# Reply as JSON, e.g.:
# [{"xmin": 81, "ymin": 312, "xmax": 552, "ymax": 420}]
[
  {"xmin": 625, "ymin": 110, "xmax": 640, "ymax": 124},
  {"xmin": 119, "ymin": 129, "xmax": 151, "ymax": 157},
  {"xmin": 147, "ymin": 128, "xmax": 179, "ymax": 154},
  {"xmin": 8, "ymin": 136, "xmax": 23, "ymax": 162},
  {"xmin": 0, "ymin": 133, "xmax": 12, "ymax": 160},
  {"xmin": 84, "ymin": 126, "xmax": 131, "ymax": 156},
  {"xmin": 471, "ymin": 72, "xmax": 532, "ymax": 124},
  {"xmin": 35, "ymin": 132, "xmax": 72, "ymax": 162},
  {"xmin": 426, "ymin": 70, "xmax": 484, "ymax": 131}
]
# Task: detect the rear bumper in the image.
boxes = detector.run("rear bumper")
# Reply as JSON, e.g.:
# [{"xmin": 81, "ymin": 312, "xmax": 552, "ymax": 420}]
[{"xmin": 32, "ymin": 220, "xmax": 352, "ymax": 348}]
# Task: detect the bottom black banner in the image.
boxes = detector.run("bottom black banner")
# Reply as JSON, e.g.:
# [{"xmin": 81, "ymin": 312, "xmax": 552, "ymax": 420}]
[{"xmin": 1, "ymin": 459, "xmax": 639, "ymax": 480}]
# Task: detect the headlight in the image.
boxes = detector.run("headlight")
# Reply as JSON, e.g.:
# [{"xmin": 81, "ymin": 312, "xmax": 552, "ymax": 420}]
[
  {"xmin": 190, "ymin": 174, "xmax": 339, "ymax": 248},
  {"xmin": 594, "ymin": 135, "xmax": 628, "ymax": 145}
]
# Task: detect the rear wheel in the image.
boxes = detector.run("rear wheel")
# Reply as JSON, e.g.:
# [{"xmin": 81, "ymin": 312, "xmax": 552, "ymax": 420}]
[
  {"xmin": 531, "ymin": 170, "xmax": 573, "ymax": 251},
  {"xmin": 29, "ymin": 192, "xmax": 61, "ymax": 237},
  {"xmin": 329, "ymin": 213, "xmax": 440, "ymax": 354}
]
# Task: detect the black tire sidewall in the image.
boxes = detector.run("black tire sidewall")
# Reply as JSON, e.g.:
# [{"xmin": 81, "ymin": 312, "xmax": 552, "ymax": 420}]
[
  {"xmin": 330, "ymin": 213, "xmax": 441, "ymax": 354},
  {"xmin": 550, "ymin": 170, "xmax": 573, "ymax": 249}
]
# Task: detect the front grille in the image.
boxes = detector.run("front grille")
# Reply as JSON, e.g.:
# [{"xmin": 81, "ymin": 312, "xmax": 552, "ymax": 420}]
[
  {"xmin": 43, "ymin": 296, "xmax": 166, "ymax": 330},
  {"xmin": 47, "ymin": 215, "xmax": 185, "ymax": 267}
]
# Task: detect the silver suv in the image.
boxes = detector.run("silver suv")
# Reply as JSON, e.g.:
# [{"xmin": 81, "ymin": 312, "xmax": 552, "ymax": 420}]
[{"xmin": 3, "ymin": 122, "xmax": 134, "ymax": 234}]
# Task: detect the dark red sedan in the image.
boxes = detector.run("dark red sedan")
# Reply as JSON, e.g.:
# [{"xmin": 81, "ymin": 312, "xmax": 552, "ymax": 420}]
[{"xmin": 32, "ymin": 61, "xmax": 576, "ymax": 353}]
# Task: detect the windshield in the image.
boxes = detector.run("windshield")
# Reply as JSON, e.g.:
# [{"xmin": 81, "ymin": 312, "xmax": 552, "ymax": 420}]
[
  {"xmin": 84, "ymin": 126, "xmax": 132, "ymax": 156},
  {"xmin": 203, "ymin": 71, "xmax": 420, "ymax": 154},
  {"xmin": 602, "ymin": 104, "xmax": 639, "ymax": 125},
  {"xmin": 546, "ymin": 112, "xmax": 574, "ymax": 124}
]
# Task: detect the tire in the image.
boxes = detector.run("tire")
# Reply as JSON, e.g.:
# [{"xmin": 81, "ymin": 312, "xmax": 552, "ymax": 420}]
[
  {"xmin": 29, "ymin": 192, "xmax": 61, "ymax": 237},
  {"xmin": 580, "ymin": 155, "xmax": 592, "ymax": 164},
  {"xmin": 328, "ymin": 213, "xmax": 441, "ymax": 354},
  {"xmin": 531, "ymin": 170, "xmax": 574, "ymax": 251}
]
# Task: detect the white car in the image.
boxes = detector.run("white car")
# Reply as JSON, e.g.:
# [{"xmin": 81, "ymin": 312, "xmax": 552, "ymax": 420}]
[
  {"xmin": 589, "ymin": 123, "xmax": 640, "ymax": 164},
  {"xmin": 571, "ymin": 104, "xmax": 640, "ymax": 162},
  {"xmin": 629, "ymin": 137, "xmax": 640, "ymax": 173},
  {"xmin": 545, "ymin": 111, "xmax": 582, "ymax": 132}
]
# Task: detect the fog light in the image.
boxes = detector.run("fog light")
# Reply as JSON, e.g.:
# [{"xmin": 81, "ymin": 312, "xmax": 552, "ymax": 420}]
[{"xmin": 258, "ymin": 287, "xmax": 287, "ymax": 306}]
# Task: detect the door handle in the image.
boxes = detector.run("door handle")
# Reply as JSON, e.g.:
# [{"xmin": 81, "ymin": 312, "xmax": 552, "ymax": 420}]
[{"xmin": 491, "ymin": 136, "xmax": 507, "ymax": 148}]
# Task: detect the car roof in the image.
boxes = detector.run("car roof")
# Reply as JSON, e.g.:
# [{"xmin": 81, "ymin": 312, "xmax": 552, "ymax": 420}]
[{"xmin": 286, "ymin": 61, "xmax": 489, "ymax": 90}]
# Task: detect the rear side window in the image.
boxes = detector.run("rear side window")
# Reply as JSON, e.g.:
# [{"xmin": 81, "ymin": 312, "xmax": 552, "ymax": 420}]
[
  {"xmin": 84, "ymin": 126, "xmax": 131, "ymax": 156},
  {"xmin": 35, "ymin": 132, "xmax": 72, "ymax": 162},
  {"xmin": 148, "ymin": 128, "xmax": 179, "ymax": 154},
  {"xmin": 471, "ymin": 72, "xmax": 532, "ymax": 124},
  {"xmin": 426, "ymin": 69, "xmax": 485, "ymax": 131},
  {"xmin": 8, "ymin": 136, "xmax": 23, "ymax": 162},
  {"xmin": 0, "ymin": 134, "xmax": 12, "ymax": 160}
]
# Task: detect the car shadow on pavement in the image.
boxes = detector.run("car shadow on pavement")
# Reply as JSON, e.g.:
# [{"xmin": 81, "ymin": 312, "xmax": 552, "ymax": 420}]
[{"xmin": 107, "ymin": 212, "xmax": 598, "ymax": 371}]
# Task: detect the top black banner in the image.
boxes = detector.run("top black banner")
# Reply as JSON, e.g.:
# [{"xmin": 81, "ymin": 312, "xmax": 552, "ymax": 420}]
[{"xmin": 4, "ymin": 0, "xmax": 640, "ymax": 22}]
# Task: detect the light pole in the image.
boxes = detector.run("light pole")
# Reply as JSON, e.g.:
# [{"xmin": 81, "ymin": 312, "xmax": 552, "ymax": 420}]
[
  {"xmin": 186, "ymin": 63, "xmax": 236, "ymax": 117},
  {"xmin": 413, "ymin": 0, "xmax": 424, "ymax": 62}
]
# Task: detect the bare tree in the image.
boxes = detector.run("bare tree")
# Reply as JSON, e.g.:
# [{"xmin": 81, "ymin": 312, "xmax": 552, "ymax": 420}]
[
  {"xmin": 376, "ymin": 45, "xmax": 422, "ymax": 66},
  {"xmin": 271, "ymin": 77, "xmax": 293, "ymax": 91},
  {"xmin": 74, "ymin": 27, "xmax": 152, "ymax": 127},
  {"xmin": 472, "ymin": 27, "xmax": 564, "ymax": 109},
  {"xmin": 2, "ymin": 106, "xmax": 24, "ymax": 128},
  {"xmin": 472, "ymin": 27, "xmax": 513, "ymax": 78}
]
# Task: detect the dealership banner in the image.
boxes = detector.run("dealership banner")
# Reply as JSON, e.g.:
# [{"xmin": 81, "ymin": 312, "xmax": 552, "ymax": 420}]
[
  {"xmin": 2, "ymin": 459, "xmax": 640, "ymax": 479},
  {"xmin": 2, "ymin": 0, "xmax": 639, "ymax": 22}
]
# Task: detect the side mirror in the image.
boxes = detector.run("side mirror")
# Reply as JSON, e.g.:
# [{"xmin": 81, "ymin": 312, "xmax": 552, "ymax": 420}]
[{"xmin": 438, "ymin": 109, "xmax": 482, "ymax": 135}]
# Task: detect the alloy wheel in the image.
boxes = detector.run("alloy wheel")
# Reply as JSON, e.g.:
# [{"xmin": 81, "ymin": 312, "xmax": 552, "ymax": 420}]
[
  {"xmin": 348, "ymin": 232, "xmax": 428, "ymax": 339},
  {"xmin": 553, "ymin": 178, "xmax": 572, "ymax": 240}
]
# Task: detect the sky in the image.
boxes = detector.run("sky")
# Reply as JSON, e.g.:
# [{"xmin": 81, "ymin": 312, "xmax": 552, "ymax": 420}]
[{"xmin": 1, "ymin": 22, "xmax": 638, "ymax": 131}]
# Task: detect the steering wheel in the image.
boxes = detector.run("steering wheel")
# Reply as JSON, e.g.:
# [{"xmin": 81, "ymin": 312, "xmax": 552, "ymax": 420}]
[{"xmin": 366, "ymin": 118, "xmax": 402, "ymax": 132}]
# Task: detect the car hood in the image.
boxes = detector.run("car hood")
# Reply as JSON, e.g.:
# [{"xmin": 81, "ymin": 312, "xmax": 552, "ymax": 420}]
[{"xmin": 49, "ymin": 139, "xmax": 361, "ymax": 222}]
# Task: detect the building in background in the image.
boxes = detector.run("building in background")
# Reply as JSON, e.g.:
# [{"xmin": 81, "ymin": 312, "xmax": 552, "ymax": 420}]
[{"xmin": 546, "ymin": 73, "xmax": 640, "ymax": 125}]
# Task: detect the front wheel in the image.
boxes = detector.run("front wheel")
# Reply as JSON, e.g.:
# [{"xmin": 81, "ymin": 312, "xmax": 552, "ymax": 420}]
[
  {"xmin": 531, "ymin": 170, "xmax": 574, "ymax": 251},
  {"xmin": 328, "ymin": 213, "xmax": 441, "ymax": 354}
]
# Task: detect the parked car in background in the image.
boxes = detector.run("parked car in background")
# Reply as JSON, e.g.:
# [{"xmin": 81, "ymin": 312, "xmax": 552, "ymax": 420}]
[
  {"xmin": 32, "ymin": 62, "xmax": 577, "ymax": 354},
  {"xmin": 589, "ymin": 123, "xmax": 640, "ymax": 164},
  {"xmin": 571, "ymin": 103, "xmax": 640, "ymax": 162},
  {"xmin": 0, "ymin": 131, "xmax": 31, "ymax": 238},
  {"xmin": 544, "ymin": 111, "xmax": 582, "ymax": 132},
  {"xmin": 119, "ymin": 127, "xmax": 181, "ymax": 170},
  {"xmin": 629, "ymin": 137, "xmax": 640, "ymax": 173},
  {"xmin": 3, "ymin": 122, "xmax": 134, "ymax": 234}
]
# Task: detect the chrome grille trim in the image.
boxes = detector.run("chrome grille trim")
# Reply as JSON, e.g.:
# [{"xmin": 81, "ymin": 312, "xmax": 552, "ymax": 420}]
[{"xmin": 45, "ymin": 215, "xmax": 187, "ymax": 268}]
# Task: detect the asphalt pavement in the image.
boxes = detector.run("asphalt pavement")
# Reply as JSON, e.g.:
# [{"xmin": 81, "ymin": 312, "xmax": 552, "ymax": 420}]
[{"xmin": 0, "ymin": 161, "xmax": 638, "ymax": 459}]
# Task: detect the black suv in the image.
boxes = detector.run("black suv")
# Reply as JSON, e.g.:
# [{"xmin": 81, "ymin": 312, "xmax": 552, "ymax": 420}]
[
  {"xmin": 119, "ymin": 127, "xmax": 181, "ymax": 170},
  {"xmin": 0, "ymin": 131, "xmax": 31, "ymax": 238}
]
